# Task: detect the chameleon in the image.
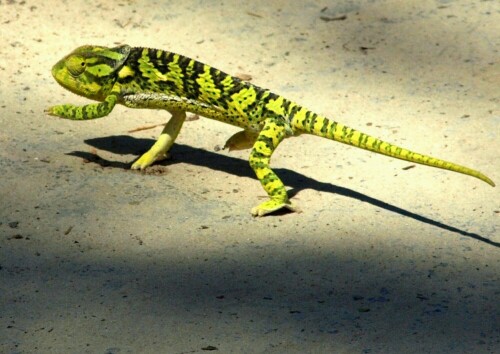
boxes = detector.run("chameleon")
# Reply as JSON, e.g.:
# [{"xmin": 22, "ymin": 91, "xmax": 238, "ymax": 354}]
[{"xmin": 46, "ymin": 45, "xmax": 495, "ymax": 216}]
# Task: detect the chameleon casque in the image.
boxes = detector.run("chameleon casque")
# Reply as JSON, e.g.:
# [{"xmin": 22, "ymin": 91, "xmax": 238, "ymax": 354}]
[{"xmin": 47, "ymin": 45, "xmax": 495, "ymax": 216}]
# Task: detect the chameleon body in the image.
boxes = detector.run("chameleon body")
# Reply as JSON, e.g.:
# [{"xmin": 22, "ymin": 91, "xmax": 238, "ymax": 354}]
[{"xmin": 47, "ymin": 45, "xmax": 495, "ymax": 216}]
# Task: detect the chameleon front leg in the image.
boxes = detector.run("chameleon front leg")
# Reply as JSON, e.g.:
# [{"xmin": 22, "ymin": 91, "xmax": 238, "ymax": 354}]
[
  {"xmin": 46, "ymin": 94, "xmax": 118, "ymax": 120},
  {"xmin": 249, "ymin": 118, "xmax": 299, "ymax": 216},
  {"xmin": 131, "ymin": 110, "xmax": 186, "ymax": 170}
]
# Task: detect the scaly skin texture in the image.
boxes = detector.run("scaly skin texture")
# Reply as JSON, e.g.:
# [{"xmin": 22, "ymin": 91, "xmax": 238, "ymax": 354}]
[{"xmin": 47, "ymin": 45, "xmax": 495, "ymax": 216}]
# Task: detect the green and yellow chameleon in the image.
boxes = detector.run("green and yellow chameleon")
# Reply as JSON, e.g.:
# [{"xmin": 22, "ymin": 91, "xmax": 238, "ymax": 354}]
[{"xmin": 47, "ymin": 45, "xmax": 495, "ymax": 216}]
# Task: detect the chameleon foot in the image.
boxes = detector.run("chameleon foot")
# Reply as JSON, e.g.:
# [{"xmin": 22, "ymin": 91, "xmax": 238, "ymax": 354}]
[
  {"xmin": 251, "ymin": 199, "xmax": 300, "ymax": 217},
  {"xmin": 131, "ymin": 150, "xmax": 169, "ymax": 170}
]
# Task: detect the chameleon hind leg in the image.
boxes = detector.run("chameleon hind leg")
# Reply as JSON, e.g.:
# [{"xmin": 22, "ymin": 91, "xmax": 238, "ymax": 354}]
[
  {"xmin": 249, "ymin": 117, "xmax": 298, "ymax": 216},
  {"xmin": 131, "ymin": 110, "xmax": 186, "ymax": 170}
]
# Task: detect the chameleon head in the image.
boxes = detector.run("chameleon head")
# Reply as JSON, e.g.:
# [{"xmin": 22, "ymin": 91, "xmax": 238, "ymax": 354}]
[{"xmin": 51, "ymin": 45, "xmax": 131, "ymax": 100}]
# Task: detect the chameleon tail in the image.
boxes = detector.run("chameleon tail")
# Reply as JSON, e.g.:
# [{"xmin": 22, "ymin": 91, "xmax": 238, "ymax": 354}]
[{"xmin": 288, "ymin": 106, "xmax": 495, "ymax": 187}]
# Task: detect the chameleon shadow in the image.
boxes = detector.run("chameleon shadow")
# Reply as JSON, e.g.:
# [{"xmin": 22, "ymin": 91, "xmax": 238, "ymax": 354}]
[{"xmin": 69, "ymin": 135, "xmax": 498, "ymax": 248}]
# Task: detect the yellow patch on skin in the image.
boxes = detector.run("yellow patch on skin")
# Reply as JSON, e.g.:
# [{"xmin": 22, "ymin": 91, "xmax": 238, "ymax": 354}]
[
  {"xmin": 166, "ymin": 55, "xmax": 185, "ymax": 95},
  {"xmin": 265, "ymin": 96, "xmax": 285, "ymax": 116},
  {"xmin": 87, "ymin": 64, "xmax": 114, "ymax": 77},
  {"xmin": 184, "ymin": 59, "xmax": 195, "ymax": 79},
  {"xmin": 221, "ymin": 75, "xmax": 235, "ymax": 92},
  {"xmin": 229, "ymin": 86, "xmax": 257, "ymax": 118},
  {"xmin": 196, "ymin": 65, "xmax": 222, "ymax": 102},
  {"xmin": 118, "ymin": 65, "xmax": 135, "ymax": 79},
  {"xmin": 139, "ymin": 49, "xmax": 167, "ymax": 82},
  {"xmin": 99, "ymin": 47, "xmax": 128, "ymax": 61},
  {"xmin": 312, "ymin": 115, "xmax": 325, "ymax": 132}
]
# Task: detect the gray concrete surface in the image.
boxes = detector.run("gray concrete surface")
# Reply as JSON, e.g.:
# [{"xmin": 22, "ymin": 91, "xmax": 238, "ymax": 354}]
[{"xmin": 1, "ymin": 0, "xmax": 498, "ymax": 353}]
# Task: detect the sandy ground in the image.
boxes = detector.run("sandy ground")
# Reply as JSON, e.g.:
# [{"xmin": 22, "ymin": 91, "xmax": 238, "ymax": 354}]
[{"xmin": 1, "ymin": 0, "xmax": 499, "ymax": 353}]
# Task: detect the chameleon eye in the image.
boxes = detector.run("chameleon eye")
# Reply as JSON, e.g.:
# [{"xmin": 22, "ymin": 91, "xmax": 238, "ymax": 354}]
[{"xmin": 66, "ymin": 55, "xmax": 87, "ymax": 76}]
